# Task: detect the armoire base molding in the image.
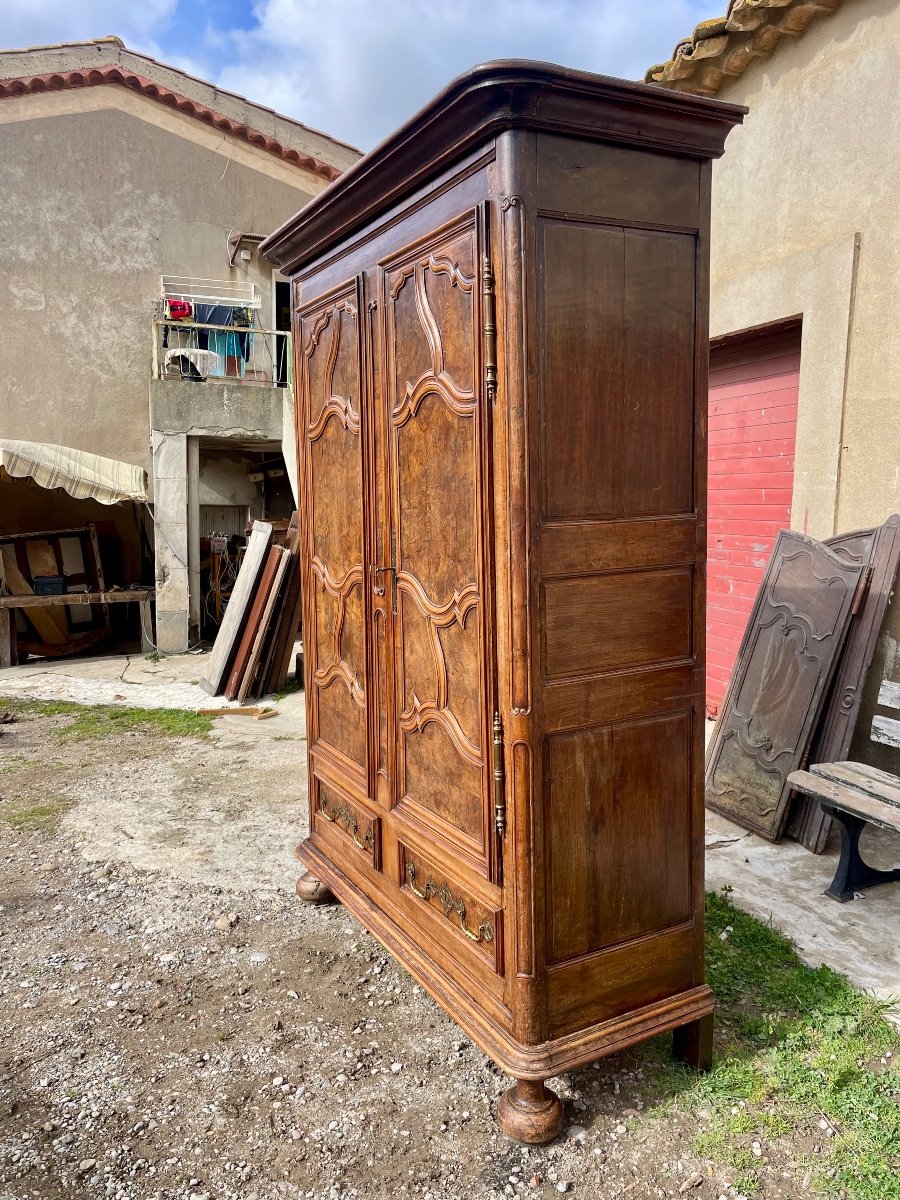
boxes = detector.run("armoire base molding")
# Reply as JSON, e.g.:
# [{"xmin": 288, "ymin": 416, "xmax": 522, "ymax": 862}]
[{"xmin": 297, "ymin": 839, "xmax": 716, "ymax": 1083}]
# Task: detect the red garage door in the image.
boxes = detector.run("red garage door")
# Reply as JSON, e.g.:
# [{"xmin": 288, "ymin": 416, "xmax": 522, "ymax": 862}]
[{"xmin": 707, "ymin": 325, "xmax": 800, "ymax": 716}]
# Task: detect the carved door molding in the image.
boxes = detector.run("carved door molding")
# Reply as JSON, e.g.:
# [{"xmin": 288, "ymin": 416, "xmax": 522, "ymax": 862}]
[
  {"xmin": 298, "ymin": 278, "xmax": 370, "ymax": 784},
  {"xmin": 705, "ymin": 530, "xmax": 865, "ymax": 840},
  {"xmin": 378, "ymin": 213, "xmax": 497, "ymax": 874}
]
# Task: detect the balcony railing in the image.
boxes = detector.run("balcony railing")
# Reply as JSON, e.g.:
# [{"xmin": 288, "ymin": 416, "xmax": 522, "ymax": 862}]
[{"xmin": 151, "ymin": 321, "xmax": 291, "ymax": 388}]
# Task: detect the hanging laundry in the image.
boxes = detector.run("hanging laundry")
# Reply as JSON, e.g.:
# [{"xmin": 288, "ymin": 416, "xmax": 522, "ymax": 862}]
[{"xmin": 167, "ymin": 299, "xmax": 193, "ymax": 320}]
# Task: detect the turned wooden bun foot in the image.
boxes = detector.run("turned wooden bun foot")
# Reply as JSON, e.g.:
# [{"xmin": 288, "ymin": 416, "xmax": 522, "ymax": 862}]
[
  {"xmin": 295, "ymin": 872, "xmax": 336, "ymax": 905},
  {"xmin": 497, "ymin": 1079, "xmax": 565, "ymax": 1144}
]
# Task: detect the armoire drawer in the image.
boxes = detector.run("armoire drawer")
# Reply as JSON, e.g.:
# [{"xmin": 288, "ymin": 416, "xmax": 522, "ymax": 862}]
[
  {"xmin": 312, "ymin": 779, "xmax": 381, "ymax": 871},
  {"xmin": 398, "ymin": 841, "xmax": 503, "ymax": 974}
]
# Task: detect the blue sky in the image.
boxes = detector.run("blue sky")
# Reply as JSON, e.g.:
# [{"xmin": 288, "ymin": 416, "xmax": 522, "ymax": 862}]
[{"xmin": 5, "ymin": 1, "xmax": 721, "ymax": 149}]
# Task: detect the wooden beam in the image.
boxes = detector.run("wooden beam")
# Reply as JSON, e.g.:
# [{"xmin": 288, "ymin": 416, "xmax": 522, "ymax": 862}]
[{"xmin": 0, "ymin": 589, "xmax": 155, "ymax": 610}]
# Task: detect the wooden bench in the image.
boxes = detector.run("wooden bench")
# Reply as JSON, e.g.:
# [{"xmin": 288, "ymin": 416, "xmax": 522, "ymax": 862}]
[{"xmin": 787, "ymin": 761, "xmax": 900, "ymax": 903}]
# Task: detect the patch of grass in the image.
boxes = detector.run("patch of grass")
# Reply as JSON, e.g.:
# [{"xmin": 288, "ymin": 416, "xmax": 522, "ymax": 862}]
[
  {"xmin": 0, "ymin": 754, "xmax": 30, "ymax": 774},
  {"xmin": 642, "ymin": 891, "xmax": 900, "ymax": 1200},
  {"xmin": 272, "ymin": 676, "xmax": 302, "ymax": 702},
  {"xmin": 145, "ymin": 650, "xmax": 163, "ymax": 664},
  {"xmin": 0, "ymin": 795, "xmax": 73, "ymax": 833},
  {"xmin": 0, "ymin": 698, "xmax": 212, "ymax": 740}
]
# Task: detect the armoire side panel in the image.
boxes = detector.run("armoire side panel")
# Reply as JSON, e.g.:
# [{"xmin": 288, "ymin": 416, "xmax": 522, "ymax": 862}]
[
  {"xmin": 299, "ymin": 287, "xmax": 368, "ymax": 778},
  {"xmin": 536, "ymin": 188, "xmax": 701, "ymax": 994}
]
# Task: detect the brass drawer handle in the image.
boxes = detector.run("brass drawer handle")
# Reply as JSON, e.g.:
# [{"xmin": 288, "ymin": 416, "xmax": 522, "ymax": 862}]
[
  {"xmin": 319, "ymin": 793, "xmax": 374, "ymax": 853},
  {"xmin": 405, "ymin": 863, "xmax": 494, "ymax": 944}
]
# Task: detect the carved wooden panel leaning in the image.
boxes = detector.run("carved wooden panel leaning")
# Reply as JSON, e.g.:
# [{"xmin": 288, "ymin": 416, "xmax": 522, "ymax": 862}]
[
  {"xmin": 789, "ymin": 516, "xmax": 900, "ymax": 852},
  {"xmin": 262, "ymin": 61, "xmax": 744, "ymax": 1145},
  {"xmin": 706, "ymin": 530, "xmax": 866, "ymax": 840}
]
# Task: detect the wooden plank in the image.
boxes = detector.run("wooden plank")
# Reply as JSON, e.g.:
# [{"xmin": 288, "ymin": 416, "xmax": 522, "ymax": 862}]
[
  {"xmin": 810, "ymin": 760, "xmax": 900, "ymax": 808},
  {"xmin": 237, "ymin": 548, "xmax": 290, "ymax": 703},
  {"xmin": 0, "ymin": 609, "xmax": 11, "ymax": 669},
  {"xmin": 199, "ymin": 521, "xmax": 272, "ymax": 696},
  {"xmin": 788, "ymin": 769, "xmax": 900, "ymax": 832},
  {"xmin": 261, "ymin": 514, "xmax": 302, "ymax": 695},
  {"xmin": 0, "ymin": 589, "xmax": 155, "ymax": 609},
  {"xmin": 198, "ymin": 705, "xmax": 278, "ymax": 719},
  {"xmin": 872, "ymin": 716, "xmax": 900, "ymax": 750},
  {"xmin": 223, "ymin": 546, "xmax": 283, "ymax": 701},
  {"xmin": 0, "ymin": 546, "xmax": 68, "ymax": 645}
]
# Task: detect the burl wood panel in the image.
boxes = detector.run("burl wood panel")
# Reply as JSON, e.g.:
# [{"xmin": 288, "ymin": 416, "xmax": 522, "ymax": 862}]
[
  {"xmin": 542, "ymin": 568, "xmax": 693, "ymax": 680},
  {"xmin": 539, "ymin": 221, "xmax": 695, "ymax": 521},
  {"xmin": 383, "ymin": 221, "xmax": 491, "ymax": 862},
  {"xmin": 706, "ymin": 531, "xmax": 865, "ymax": 840},
  {"xmin": 546, "ymin": 713, "xmax": 692, "ymax": 964},
  {"xmin": 300, "ymin": 287, "xmax": 368, "ymax": 773}
]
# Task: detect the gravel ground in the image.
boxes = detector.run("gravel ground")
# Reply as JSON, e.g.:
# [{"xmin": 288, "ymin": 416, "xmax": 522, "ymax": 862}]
[{"xmin": 0, "ymin": 705, "xmax": 819, "ymax": 1200}]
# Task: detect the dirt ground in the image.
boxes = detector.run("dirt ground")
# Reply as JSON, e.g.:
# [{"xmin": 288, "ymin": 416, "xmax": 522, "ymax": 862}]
[{"xmin": 0, "ymin": 705, "xmax": 845, "ymax": 1200}]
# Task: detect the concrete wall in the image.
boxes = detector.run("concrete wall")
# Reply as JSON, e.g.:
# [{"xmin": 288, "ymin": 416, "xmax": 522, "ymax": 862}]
[
  {"xmin": 709, "ymin": 0, "xmax": 900, "ymax": 535},
  {"xmin": 0, "ymin": 98, "xmax": 316, "ymax": 476}
]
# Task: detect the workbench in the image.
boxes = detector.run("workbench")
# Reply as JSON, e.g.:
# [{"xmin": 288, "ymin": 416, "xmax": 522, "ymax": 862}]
[{"xmin": 0, "ymin": 588, "xmax": 155, "ymax": 666}]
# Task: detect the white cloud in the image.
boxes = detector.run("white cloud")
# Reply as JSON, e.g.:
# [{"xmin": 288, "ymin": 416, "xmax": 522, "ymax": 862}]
[
  {"xmin": 2, "ymin": 0, "xmax": 179, "ymax": 56},
  {"xmin": 186, "ymin": 0, "xmax": 713, "ymax": 149},
  {"xmin": 2, "ymin": 0, "xmax": 715, "ymax": 150}
]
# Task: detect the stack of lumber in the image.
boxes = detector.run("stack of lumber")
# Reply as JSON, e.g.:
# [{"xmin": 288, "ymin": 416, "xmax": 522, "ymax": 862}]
[{"xmin": 199, "ymin": 514, "xmax": 302, "ymax": 702}]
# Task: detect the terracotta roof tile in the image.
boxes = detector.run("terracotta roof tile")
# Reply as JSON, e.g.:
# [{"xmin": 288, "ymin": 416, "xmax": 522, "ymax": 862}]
[
  {"xmin": 0, "ymin": 65, "xmax": 341, "ymax": 182},
  {"xmin": 646, "ymin": 0, "xmax": 844, "ymax": 95}
]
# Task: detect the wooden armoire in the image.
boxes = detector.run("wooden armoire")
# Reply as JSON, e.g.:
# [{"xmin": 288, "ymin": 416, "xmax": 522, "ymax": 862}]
[{"xmin": 261, "ymin": 62, "xmax": 744, "ymax": 1143}]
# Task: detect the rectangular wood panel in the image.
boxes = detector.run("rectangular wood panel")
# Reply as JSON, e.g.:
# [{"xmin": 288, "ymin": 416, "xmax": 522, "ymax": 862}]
[
  {"xmin": 542, "ymin": 568, "xmax": 692, "ymax": 680},
  {"xmin": 546, "ymin": 712, "xmax": 693, "ymax": 965},
  {"xmin": 547, "ymin": 922, "xmax": 696, "ymax": 1038},
  {"xmin": 540, "ymin": 221, "xmax": 695, "ymax": 521},
  {"xmin": 536, "ymin": 134, "xmax": 701, "ymax": 230},
  {"xmin": 542, "ymin": 517, "xmax": 696, "ymax": 578}
]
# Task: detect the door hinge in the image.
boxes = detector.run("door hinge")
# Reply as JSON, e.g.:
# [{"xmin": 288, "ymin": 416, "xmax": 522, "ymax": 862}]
[
  {"xmin": 478, "ymin": 200, "xmax": 497, "ymax": 403},
  {"xmin": 492, "ymin": 711, "xmax": 506, "ymax": 838}
]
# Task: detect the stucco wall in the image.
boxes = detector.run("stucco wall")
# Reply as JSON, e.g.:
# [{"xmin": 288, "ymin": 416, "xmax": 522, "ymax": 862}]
[
  {"xmin": 709, "ymin": 0, "xmax": 900, "ymax": 534},
  {"xmin": 0, "ymin": 99, "xmax": 316, "ymax": 474}
]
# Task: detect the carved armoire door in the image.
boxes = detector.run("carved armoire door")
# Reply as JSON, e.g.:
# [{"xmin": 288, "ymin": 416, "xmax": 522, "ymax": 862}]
[
  {"xmin": 376, "ymin": 208, "xmax": 499, "ymax": 891},
  {"xmin": 297, "ymin": 279, "xmax": 372, "ymax": 805}
]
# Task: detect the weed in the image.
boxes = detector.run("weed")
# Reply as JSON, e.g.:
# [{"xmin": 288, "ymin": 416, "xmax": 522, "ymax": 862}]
[
  {"xmin": 642, "ymin": 891, "xmax": 900, "ymax": 1200},
  {"xmin": 0, "ymin": 754, "xmax": 29, "ymax": 774},
  {"xmin": 0, "ymin": 698, "xmax": 212, "ymax": 740},
  {"xmin": 0, "ymin": 795, "xmax": 73, "ymax": 833},
  {"xmin": 145, "ymin": 650, "xmax": 163, "ymax": 664},
  {"xmin": 273, "ymin": 676, "xmax": 303, "ymax": 702}
]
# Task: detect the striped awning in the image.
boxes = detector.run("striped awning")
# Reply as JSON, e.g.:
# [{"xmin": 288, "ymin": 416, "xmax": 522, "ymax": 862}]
[{"xmin": 0, "ymin": 440, "xmax": 147, "ymax": 505}]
